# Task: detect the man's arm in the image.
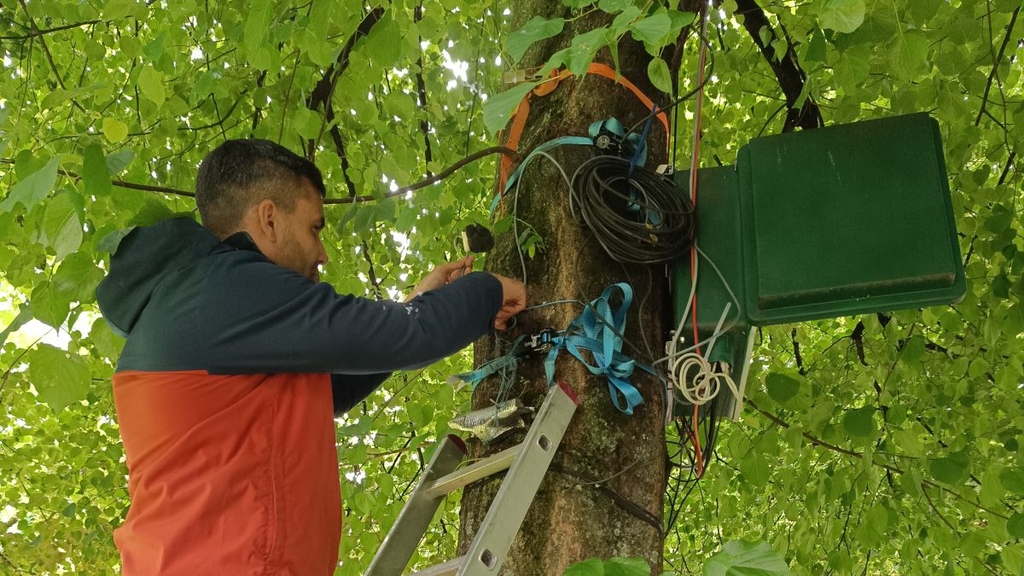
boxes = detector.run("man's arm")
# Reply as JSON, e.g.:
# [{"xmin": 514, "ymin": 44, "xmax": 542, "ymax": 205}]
[{"xmin": 197, "ymin": 254, "xmax": 510, "ymax": 375}]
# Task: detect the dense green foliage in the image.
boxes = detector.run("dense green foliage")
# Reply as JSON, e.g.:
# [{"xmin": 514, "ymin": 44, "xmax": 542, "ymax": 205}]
[{"xmin": 0, "ymin": 0, "xmax": 1021, "ymax": 574}]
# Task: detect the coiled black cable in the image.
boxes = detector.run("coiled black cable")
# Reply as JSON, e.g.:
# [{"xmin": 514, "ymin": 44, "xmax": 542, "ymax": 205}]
[{"xmin": 569, "ymin": 155, "xmax": 695, "ymax": 264}]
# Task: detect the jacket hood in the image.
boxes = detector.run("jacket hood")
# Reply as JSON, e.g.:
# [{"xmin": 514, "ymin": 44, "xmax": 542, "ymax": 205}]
[{"xmin": 97, "ymin": 217, "xmax": 220, "ymax": 337}]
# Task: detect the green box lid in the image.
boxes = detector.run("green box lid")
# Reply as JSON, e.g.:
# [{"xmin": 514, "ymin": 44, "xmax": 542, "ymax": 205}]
[{"xmin": 735, "ymin": 113, "xmax": 966, "ymax": 325}]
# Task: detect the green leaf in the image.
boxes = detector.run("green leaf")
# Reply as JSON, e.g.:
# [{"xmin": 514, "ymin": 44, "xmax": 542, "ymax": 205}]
[
  {"xmin": 805, "ymin": 28, "xmax": 826, "ymax": 62},
  {"xmin": 890, "ymin": 30, "xmax": 930, "ymax": 80},
  {"xmin": 611, "ymin": 7, "xmax": 643, "ymax": 34},
  {"xmin": 0, "ymin": 156, "xmax": 61, "ymax": 213},
  {"xmin": 999, "ymin": 468, "xmax": 1024, "ymax": 494},
  {"xmin": 243, "ymin": 0, "xmax": 272, "ymax": 57},
  {"xmin": 102, "ymin": 0, "xmax": 138, "ymax": 20},
  {"xmin": 564, "ymin": 558, "xmax": 604, "ymax": 576},
  {"xmin": 506, "ymin": 17, "xmax": 565, "ymax": 63},
  {"xmin": 630, "ymin": 12, "xmax": 672, "ymax": 45},
  {"xmin": 985, "ymin": 204, "xmax": 1014, "ymax": 234},
  {"xmin": 137, "ymin": 66, "xmax": 166, "ymax": 106},
  {"xmin": 667, "ymin": 9, "xmax": 696, "ymax": 30},
  {"xmin": 482, "ymin": 82, "xmax": 537, "ymax": 134},
  {"xmin": 1008, "ymin": 513, "xmax": 1024, "ymax": 538},
  {"xmin": 646, "ymin": 58, "xmax": 672, "ymax": 94},
  {"xmin": 843, "ymin": 406, "xmax": 875, "ymax": 437},
  {"xmin": 55, "ymin": 251, "xmax": 105, "ymax": 303},
  {"xmin": 929, "ymin": 450, "xmax": 970, "ymax": 486},
  {"xmin": 0, "ymin": 306, "xmax": 33, "ymax": 348},
  {"xmin": 562, "ymin": 0, "xmax": 594, "ymax": 7},
  {"xmin": 819, "ymin": 0, "xmax": 865, "ymax": 34},
  {"xmin": 704, "ymin": 540, "xmax": 790, "ymax": 576},
  {"xmin": 598, "ymin": 0, "xmax": 633, "ymax": 13},
  {"xmin": 89, "ymin": 317, "xmax": 124, "ymax": 360},
  {"xmin": 27, "ymin": 344, "xmax": 91, "ymax": 412},
  {"xmin": 127, "ymin": 199, "xmax": 175, "ymax": 228},
  {"xmin": 765, "ymin": 372, "xmax": 800, "ymax": 404},
  {"xmin": 97, "ymin": 227, "xmax": 134, "ymax": 254},
  {"xmin": 106, "ymin": 149, "xmax": 135, "ymax": 175},
  {"xmin": 740, "ymin": 452, "xmax": 769, "ymax": 487},
  {"xmin": 143, "ymin": 33, "xmax": 167, "ymax": 62},
  {"xmin": 365, "ymin": 14, "xmax": 402, "ymax": 68},
  {"xmin": 102, "ymin": 117, "xmax": 129, "ymax": 143},
  {"xmin": 42, "ymin": 192, "xmax": 84, "ymax": 261},
  {"xmin": 82, "ymin": 144, "xmax": 112, "ymax": 198},
  {"xmin": 30, "ymin": 280, "xmax": 75, "ymax": 329},
  {"xmin": 565, "ymin": 27, "xmax": 610, "ymax": 76},
  {"xmin": 604, "ymin": 557, "xmax": 650, "ymax": 576}
]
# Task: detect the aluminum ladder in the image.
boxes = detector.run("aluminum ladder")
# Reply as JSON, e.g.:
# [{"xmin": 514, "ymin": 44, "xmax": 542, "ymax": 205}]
[{"xmin": 365, "ymin": 382, "xmax": 578, "ymax": 576}]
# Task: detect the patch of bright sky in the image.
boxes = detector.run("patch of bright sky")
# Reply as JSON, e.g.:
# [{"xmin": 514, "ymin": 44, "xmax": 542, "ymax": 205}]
[
  {"xmin": 1, "ymin": 283, "xmax": 97, "ymax": 349},
  {"xmin": 441, "ymin": 50, "xmax": 469, "ymax": 92}
]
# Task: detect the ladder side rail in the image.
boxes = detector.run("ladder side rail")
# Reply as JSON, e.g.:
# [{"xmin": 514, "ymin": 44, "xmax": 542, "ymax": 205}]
[
  {"xmin": 458, "ymin": 383, "xmax": 579, "ymax": 576},
  {"xmin": 365, "ymin": 435, "xmax": 468, "ymax": 576}
]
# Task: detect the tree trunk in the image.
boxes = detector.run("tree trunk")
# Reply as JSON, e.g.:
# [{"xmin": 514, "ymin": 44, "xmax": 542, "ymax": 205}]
[{"xmin": 458, "ymin": 7, "xmax": 670, "ymax": 575}]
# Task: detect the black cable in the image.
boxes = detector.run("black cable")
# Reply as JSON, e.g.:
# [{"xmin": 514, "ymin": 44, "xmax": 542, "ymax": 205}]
[{"xmin": 570, "ymin": 155, "xmax": 695, "ymax": 264}]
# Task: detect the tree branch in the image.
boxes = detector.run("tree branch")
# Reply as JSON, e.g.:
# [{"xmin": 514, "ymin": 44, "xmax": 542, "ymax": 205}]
[
  {"xmin": 251, "ymin": 70, "xmax": 268, "ymax": 134},
  {"xmin": 733, "ymin": 0, "xmax": 822, "ymax": 132},
  {"xmin": 0, "ymin": 19, "xmax": 100, "ymax": 40},
  {"xmin": 17, "ymin": 0, "xmax": 87, "ymax": 113},
  {"xmin": 306, "ymin": 7, "xmax": 384, "ymax": 195},
  {"xmin": 790, "ymin": 327, "xmax": 806, "ymax": 375},
  {"xmin": 323, "ymin": 146, "xmax": 517, "ymax": 205},
  {"xmin": 414, "ymin": 1, "xmax": 434, "ymax": 179},
  {"xmin": 921, "ymin": 482, "xmax": 958, "ymax": 533},
  {"xmin": 0, "ymin": 159, "xmax": 196, "ymax": 198},
  {"xmin": 748, "ymin": 400, "xmax": 1012, "ymax": 520},
  {"xmin": 975, "ymin": 6, "xmax": 1020, "ymax": 126},
  {"xmin": 360, "ymin": 240, "xmax": 384, "ymax": 301}
]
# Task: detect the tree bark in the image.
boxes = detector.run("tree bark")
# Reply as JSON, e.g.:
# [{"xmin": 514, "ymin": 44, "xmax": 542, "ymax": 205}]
[{"xmin": 457, "ymin": 7, "xmax": 670, "ymax": 575}]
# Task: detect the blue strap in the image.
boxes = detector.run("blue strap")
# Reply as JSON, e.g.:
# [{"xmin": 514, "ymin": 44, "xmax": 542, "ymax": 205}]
[
  {"xmin": 490, "ymin": 117, "xmax": 649, "ymax": 217},
  {"xmin": 543, "ymin": 283, "xmax": 651, "ymax": 415},
  {"xmin": 628, "ymin": 106, "xmax": 656, "ymax": 176},
  {"xmin": 491, "ymin": 135, "xmax": 594, "ymax": 216},
  {"xmin": 453, "ymin": 337, "xmax": 525, "ymax": 388}
]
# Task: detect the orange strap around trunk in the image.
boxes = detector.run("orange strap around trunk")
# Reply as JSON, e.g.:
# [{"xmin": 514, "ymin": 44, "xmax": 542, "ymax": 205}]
[{"xmin": 498, "ymin": 62, "xmax": 672, "ymax": 199}]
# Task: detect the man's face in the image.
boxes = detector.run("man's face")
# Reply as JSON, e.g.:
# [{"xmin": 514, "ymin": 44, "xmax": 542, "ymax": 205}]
[{"xmin": 274, "ymin": 180, "xmax": 328, "ymax": 282}]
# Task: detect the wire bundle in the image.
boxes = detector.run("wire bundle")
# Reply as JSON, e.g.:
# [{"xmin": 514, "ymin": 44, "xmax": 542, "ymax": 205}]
[{"xmin": 569, "ymin": 155, "xmax": 695, "ymax": 264}]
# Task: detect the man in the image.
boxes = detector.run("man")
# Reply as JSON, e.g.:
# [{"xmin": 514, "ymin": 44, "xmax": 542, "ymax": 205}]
[{"xmin": 96, "ymin": 139, "xmax": 526, "ymax": 575}]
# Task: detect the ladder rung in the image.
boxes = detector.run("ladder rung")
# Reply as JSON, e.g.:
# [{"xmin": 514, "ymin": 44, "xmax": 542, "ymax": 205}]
[
  {"xmin": 409, "ymin": 556, "xmax": 466, "ymax": 576},
  {"xmin": 425, "ymin": 444, "xmax": 521, "ymax": 498}
]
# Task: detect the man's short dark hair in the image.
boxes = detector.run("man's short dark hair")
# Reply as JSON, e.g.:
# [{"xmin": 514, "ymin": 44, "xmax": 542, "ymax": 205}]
[{"xmin": 195, "ymin": 139, "xmax": 326, "ymax": 238}]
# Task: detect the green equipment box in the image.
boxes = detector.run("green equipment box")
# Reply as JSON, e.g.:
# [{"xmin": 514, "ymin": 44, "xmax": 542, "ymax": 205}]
[{"xmin": 672, "ymin": 113, "xmax": 966, "ymax": 418}]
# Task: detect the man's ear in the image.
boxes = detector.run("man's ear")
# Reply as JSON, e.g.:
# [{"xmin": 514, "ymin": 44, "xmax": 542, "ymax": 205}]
[{"xmin": 254, "ymin": 199, "xmax": 279, "ymax": 243}]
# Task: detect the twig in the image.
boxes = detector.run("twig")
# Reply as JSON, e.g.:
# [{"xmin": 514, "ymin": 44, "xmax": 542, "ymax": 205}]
[
  {"xmin": 733, "ymin": 0, "xmax": 822, "ymax": 131},
  {"xmin": 324, "ymin": 146, "xmax": 518, "ymax": 205},
  {"xmin": 1, "ymin": 160, "xmax": 197, "ymax": 198},
  {"xmin": 748, "ymin": 400, "xmax": 1012, "ymax": 520},
  {"xmin": 0, "ymin": 19, "xmax": 100, "ymax": 40},
  {"xmin": 921, "ymin": 482, "xmax": 958, "ymax": 532},
  {"xmin": 360, "ymin": 239, "xmax": 384, "ymax": 301},
  {"xmin": 975, "ymin": 6, "xmax": 1020, "ymax": 126},
  {"xmin": 17, "ymin": 0, "xmax": 87, "ymax": 113},
  {"xmin": 414, "ymin": 1, "xmax": 434, "ymax": 179}
]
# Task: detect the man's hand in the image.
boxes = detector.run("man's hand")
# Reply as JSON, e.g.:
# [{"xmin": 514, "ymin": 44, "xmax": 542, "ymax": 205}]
[
  {"xmin": 490, "ymin": 273, "xmax": 526, "ymax": 330},
  {"xmin": 404, "ymin": 256, "xmax": 474, "ymax": 301}
]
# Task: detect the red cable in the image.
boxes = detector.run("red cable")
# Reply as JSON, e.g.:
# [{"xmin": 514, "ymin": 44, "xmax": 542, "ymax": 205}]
[{"xmin": 687, "ymin": 7, "xmax": 710, "ymax": 478}]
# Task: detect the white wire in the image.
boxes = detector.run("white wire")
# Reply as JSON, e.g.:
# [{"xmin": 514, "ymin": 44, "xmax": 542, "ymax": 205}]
[
  {"xmin": 509, "ymin": 149, "xmax": 576, "ymax": 287},
  {"xmin": 658, "ymin": 243, "xmax": 744, "ymax": 409}
]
